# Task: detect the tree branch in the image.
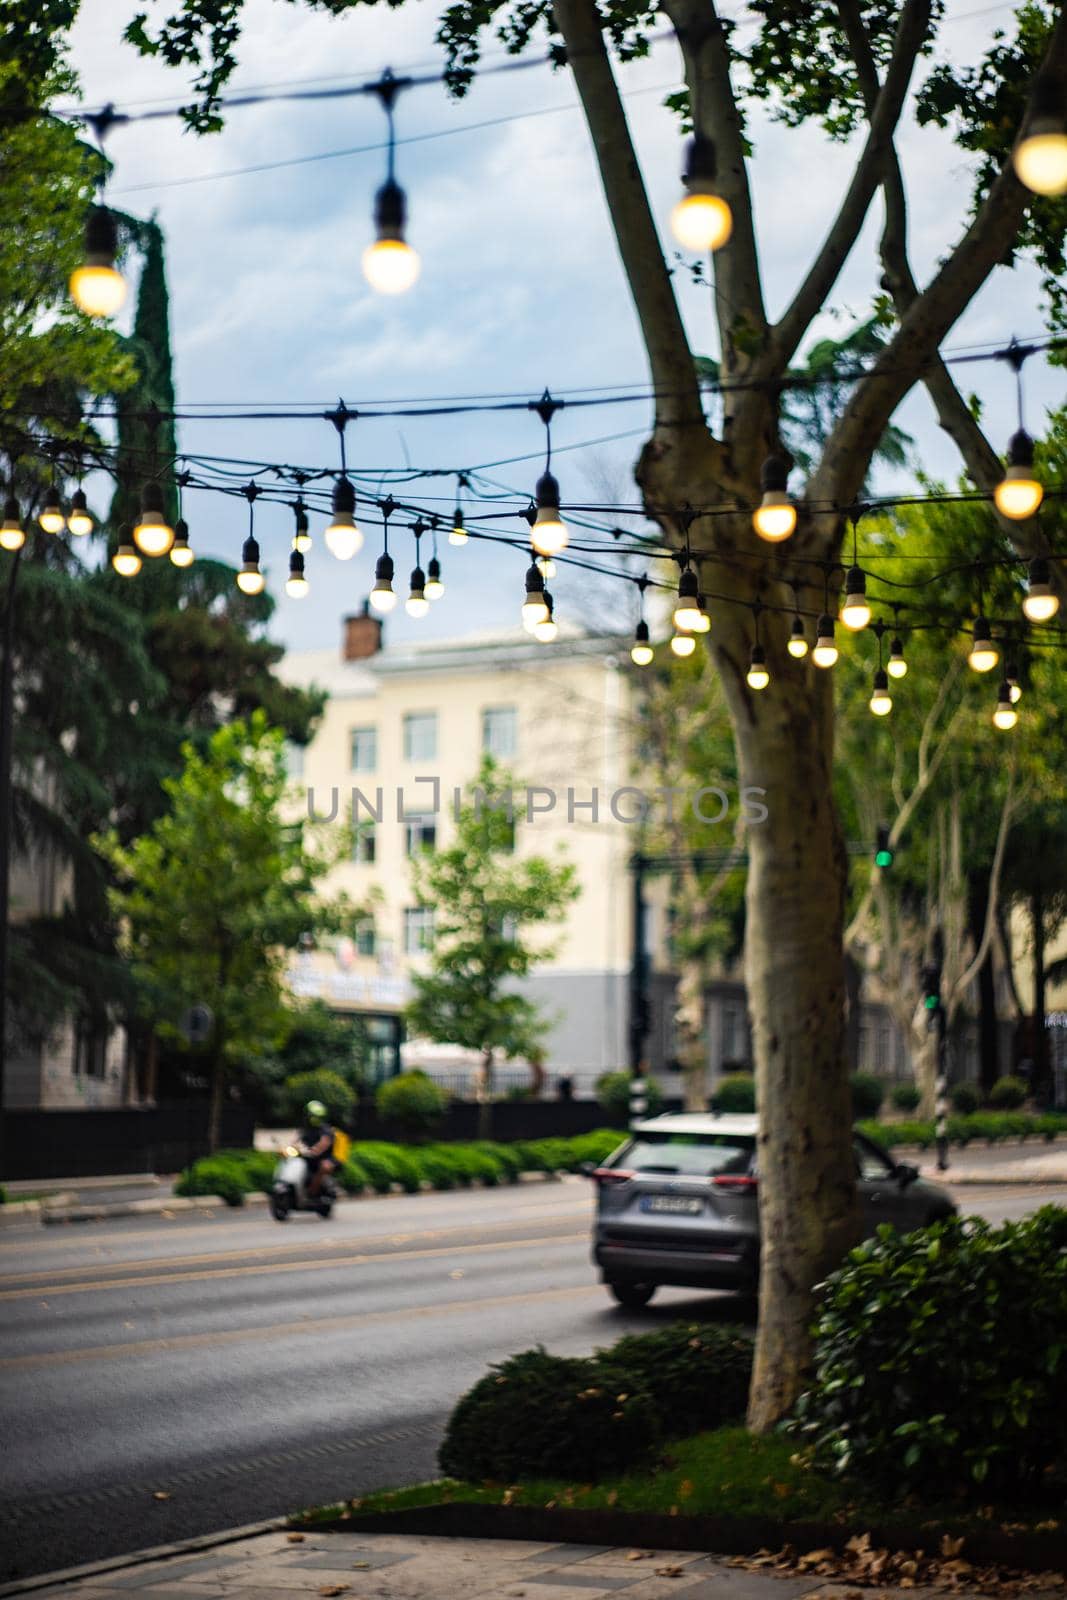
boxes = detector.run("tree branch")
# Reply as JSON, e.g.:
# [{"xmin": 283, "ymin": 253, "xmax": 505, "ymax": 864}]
[
  {"xmin": 551, "ymin": 0, "xmax": 707, "ymax": 433},
  {"xmin": 953, "ymin": 762, "xmax": 1017, "ymax": 1003},
  {"xmin": 768, "ymin": 0, "xmax": 932, "ymax": 374}
]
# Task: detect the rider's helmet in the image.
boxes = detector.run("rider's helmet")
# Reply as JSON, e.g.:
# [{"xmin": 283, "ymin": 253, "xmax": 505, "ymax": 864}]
[{"xmin": 305, "ymin": 1099, "xmax": 327, "ymax": 1125}]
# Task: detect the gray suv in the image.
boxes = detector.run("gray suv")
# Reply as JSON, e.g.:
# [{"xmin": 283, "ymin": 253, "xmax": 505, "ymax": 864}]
[{"xmin": 590, "ymin": 1112, "xmax": 956, "ymax": 1308}]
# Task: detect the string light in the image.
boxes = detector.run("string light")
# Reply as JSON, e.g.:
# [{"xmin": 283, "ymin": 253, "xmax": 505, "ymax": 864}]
[
  {"xmin": 450, "ymin": 507, "xmax": 467, "ymax": 546},
  {"xmin": 38, "ymin": 484, "xmax": 65, "ymax": 534},
  {"xmin": 788, "ymin": 614, "xmax": 808, "ymax": 658},
  {"xmin": 1013, "ymin": 75, "xmax": 1067, "ymax": 197},
  {"xmin": 70, "ymin": 204, "xmax": 126, "ymax": 318},
  {"xmin": 813, "ymin": 615, "xmax": 838, "ymax": 669},
  {"xmin": 425, "ymin": 555, "xmax": 444, "ymax": 600},
  {"xmin": 538, "ymin": 556, "xmax": 556, "ymax": 580},
  {"xmin": 840, "ymin": 566, "xmax": 871, "ymax": 631},
  {"xmin": 968, "ymin": 615, "xmax": 999, "ymax": 673},
  {"xmin": 1005, "ymin": 654, "xmax": 1023, "ymax": 704},
  {"xmin": 112, "ymin": 526, "xmax": 141, "ymax": 577},
  {"xmin": 286, "ymin": 547, "xmax": 309, "ymax": 598},
  {"xmin": 870, "ymin": 668, "xmax": 892, "ymax": 715},
  {"xmin": 170, "ymin": 517, "xmax": 194, "ymax": 566},
  {"xmin": 631, "ymin": 619, "xmax": 654, "ymax": 666},
  {"xmin": 693, "ymin": 593, "xmax": 711, "ymax": 633},
  {"xmin": 671, "ymin": 136, "xmax": 732, "ymax": 252},
  {"xmin": 522, "ymin": 559, "xmax": 549, "ymax": 629},
  {"xmin": 292, "ymin": 500, "xmax": 311, "ymax": 553},
  {"xmin": 670, "ymin": 630, "xmax": 696, "ymax": 658},
  {"xmin": 406, "ymin": 521, "xmax": 428, "ymax": 616},
  {"xmin": 887, "ymin": 636, "xmax": 908, "ymax": 679},
  {"xmin": 993, "ymin": 680, "xmax": 1018, "ymax": 730},
  {"xmin": 0, "ymin": 497, "xmax": 24, "ymax": 552},
  {"xmin": 67, "ymin": 488, "xmax": 93, "ymax": 536},
  {"xmin": 529, "ymin": 394, "xmax": 569, "ymax": 558},
  {"xmin": 133, "ymin": 479, "xmax": 174, "ymax": 556},
  {"xmin": 236, "ymin": 485, "xmax": 265, "ymax": 594},
  {"xmin": 752, "ymin": 456, "xmax": 796, "ymax": 542},
  {"xmin": 1022, "ymin": 557, "xmax": 1059, "ymax": 623},
  {"xmin": 746, "ymin": 645, "xmax": 769, "ymax": 691},
  {"xmin": 363, "ymin": 72, "xmax": 420, "ymax": 294},
  {"xmin": 535, "ymin": 591, "xmax": 558, "ymax": 642},
  {"xmin": 324, "ymin": 476, "xmax": 362, "ymax": 560},
  {"xmin": 995, "ymin": 431, "xmax": 1043, "ymax": 519},
  {"xmin": 673, "ymin": 567, "xmax": 703, "ymax": 631}
]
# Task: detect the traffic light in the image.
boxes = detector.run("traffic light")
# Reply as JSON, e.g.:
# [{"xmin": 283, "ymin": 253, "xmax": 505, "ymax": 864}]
[
  {"xmin": 921, "ymin": 963, "xmax": 942, "ymax": 1013},
  {"xmin": 875, "ymin": 825, "xmax": 893, "ymax": 869}
]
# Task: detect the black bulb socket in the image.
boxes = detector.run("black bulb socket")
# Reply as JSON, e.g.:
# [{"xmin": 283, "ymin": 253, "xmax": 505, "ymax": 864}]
[
  {"xmin": 84, "ymin": 204, "xmax": 118, "ymax": 262},
  {"xmin": 525, "ymin": 562, "xmax": 545, "ymax": 596},
  {"xmin": 760, "ymin": 455, "xmax": 789, "ymax": 493},
  {"xmin": 427, "ymin": 556, "xmax": 441, "ymax": 582},
  {"xmin": 332, "ymin": 476, "xmax": 356, "ymax": 515},
  {"xmin": 374, "ymin": 178, "xmax": 407, "ymax": 240},
  {"xmin": 535, "ymin": 470, "xmax": 560, "ymax": 511},
  {"xmin": 635, "ymin": 619, "xmax": 650, "ymax": 645},
  {"xmin": 1007, "ymin": 429, "xmax": 1035, "ymax": 468},
  {"xmin": 677, "ymin": 566, "xmax": 700, "ymax": 601},
  {"xmin": 289, "ymin": 549, "xmax": 305, "ymax": 577},
  {"xmin": 242, "ymin": 535, "xmax": 260, "ymax": 566},
  {"xmin": 375, "ymin": 551, "xmax": 394, "ymax": 583}
]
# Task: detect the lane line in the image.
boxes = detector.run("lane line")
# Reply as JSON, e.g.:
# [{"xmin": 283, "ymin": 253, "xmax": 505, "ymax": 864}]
[
  {"xmin": 0, "ymin": 1281, "xmax": 602, "ymax": 1370},
  {"xmin": 0, "ymin": 1230, "xmax": 589, "ymax": 1303}
]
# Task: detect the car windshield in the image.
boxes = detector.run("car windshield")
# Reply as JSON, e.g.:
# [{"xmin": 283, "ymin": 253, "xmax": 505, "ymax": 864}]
[{"xmin": 614, "ymin": 1134, "xmax": 756, "ymax": 1177}]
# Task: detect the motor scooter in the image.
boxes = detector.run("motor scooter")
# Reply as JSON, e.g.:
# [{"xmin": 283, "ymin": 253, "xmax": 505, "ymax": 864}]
[{"xmin": 270, "ymin": 1145, "xmax": 336, "ymax": 1220}]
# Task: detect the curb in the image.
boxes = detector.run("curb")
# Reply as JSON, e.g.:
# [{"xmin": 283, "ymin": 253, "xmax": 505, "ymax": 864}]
[
  {"xmin": 921, "ymin": 1170, "xmax": 1067, "ymax": 1185},
  {"xmin": 0, "ymin": 1515, "xmax": 289, "ymax": 1596},
  {"xmin": 40, "ymin": 1191, "xmax": 270, "ymax": 1225}
]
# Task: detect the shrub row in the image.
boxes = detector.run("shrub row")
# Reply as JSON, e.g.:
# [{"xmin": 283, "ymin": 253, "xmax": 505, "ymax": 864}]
[
  {"xmin": 857, "ymin": 1110, "xmax": 1067, "ymax": 1149},
  {"xmin": 174, "ymin": 1128, "xmax": 624, "ymax": 1205},
  {"xmin": 438, "ymin": 1321, "xmax": 754, "ymax": 1482}
]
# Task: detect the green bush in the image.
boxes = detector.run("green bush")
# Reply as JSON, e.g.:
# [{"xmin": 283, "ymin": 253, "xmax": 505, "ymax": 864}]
[
  {"xmin": 338, "ymin": 1157, "xmax": 370, "ymax": 1195},
  {"xmin": 850, "ymin": 1073, "xmax": 884, "ymax": 1118},
  {"xmin": 889, "ymin": 1082, "xmax": 921, "ymax": 1112},
  {"xmin": 283, "ymin": 1069, "xmax": 355, "ymax": 1127},
  {"xmin": 792, "ymin": 1207, "xmax": 1067, "ymax": 1500},
  {"xmin": 950, "ymin": 1082, "xmax": 980, "ymax": 1115},
  {"xmin": 375, "ymin": 1071, "xmax": 450, "ymax": 1139},
  {"xmin": 566, "ymin": 1129, "xmax": 626, "ymax": 1168},
  {"xmin": 354, "ymin": 1142, "xmax": 424, "ymax": 1193},
  {"xmin": 709, "ymin": 1073, "xmax": 756, "ymax": 1113},
  {"xmin": 438, "ymin": 1347, "xmax": 659, "ymax": 1482},
  {"xmin": 989, "ymin": 1074, "xmax": 1028, "ymax": 1110},
  {"xmin": 174, "ymin": 1152, "xmax": 250, "ymax": 1206},
  {"xmin": 593, "ymin": 1323, "xmax": 753, "ymax": 1433},
  {"xmin": 594, "ymin": 1069, "xmax": 663, "ymax": 1122}
]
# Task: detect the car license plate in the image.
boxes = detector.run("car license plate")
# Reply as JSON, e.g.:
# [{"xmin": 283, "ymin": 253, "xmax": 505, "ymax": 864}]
[{"xmin": 642, "ymin": 1196, "xmax": 703, "ymax": 1215}]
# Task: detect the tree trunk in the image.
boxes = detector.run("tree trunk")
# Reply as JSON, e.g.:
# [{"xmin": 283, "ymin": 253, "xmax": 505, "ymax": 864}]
[
  {"xmin": 476, "ymin": 1047, "xmax": 494, "ymax": 1140},
  {"xmin": 844, "ymin": 952, "xmax": 862, "ymax": 1073},
  {"xmin": 207, "ymin": 1051, "xmax": 225, "ymax": 1153},
  {"xmin": 1032, "ymin": 888, "xmax": 1048, "ymax": 1103},
  {"xmin": 728, "ymin": 637, "xmax": 862, "ymax": 1433},
  {"xmin": 675, "ymin": 958, "xmax": 708, "ymax": 1111}
]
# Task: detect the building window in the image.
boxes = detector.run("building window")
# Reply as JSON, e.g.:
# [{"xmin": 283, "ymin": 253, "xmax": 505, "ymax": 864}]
[
  {"xmin": 74, "ymin": 1022, "xmax": 107, "ymax": 1079},
  {"xmin": 403, "ymin": 907, "xmax": 435, "ymax": 954},
  {"xmin": 350, "ymin": 726, "xmax": 377, "ymax": 772},
  {"xmin": 403, "ymin": 712, "xmax": 437, "ymax": 762},
  {"xmin": 353, "ymin": 825, "xmax": 376, "ymax": 864},
  {"xmin": 355, "ymin": 920, "xmax": 376, "ymax": 957},
  {"xmin": 482, "ymin": 705, "xmax": 517, "ymax": 758},
  {"xmin": 404, "ymin": 819, "xmax": 437, "ymax": 856},
  {"xmin": 284, "ymin": 740, "xmax": 305, "ymax": 778}
]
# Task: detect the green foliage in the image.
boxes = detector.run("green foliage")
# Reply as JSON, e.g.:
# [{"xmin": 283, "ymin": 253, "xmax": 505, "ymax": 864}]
[
  {"xmin": 594, "ymin": 1070, "xmax": 662, "ymax": 1121},
  {"xmin": 989, "ymin": 1074, "xmax": 1028, "ymax": 1109},
  {"xmin": 351, "ymin": 1142, "xmax": 425, "ymax": 1194},
  {"xmin": 283, "ymin": 1069, "xmax": 355, "ymax": 1127},
  {"xmin": 405, "ymin": 758, "xmax": 579, "ymax": 1076},
  {"xmin": 856, "ymin": 1111, "xmax": 1067, "ymax": 1149},
  {"xmin": 438, "ymin": 1321, "xmax": 754, "ymax": 1482},
  {"xmin": 949, "ymin": 1082, "xmax": 981, "ymax": 1115},
  {"xmin": 890, "ymin": 1082, "xmax": 921, "ymax": 1112},
  {"xmin": 438, "ymin": 1346, "xmax": 659, "ymax": 1482},
  {"xmin": 709, "ymin": 1073, "xmax": 756, "ymax": 1113},
  {"xmin": 793, "ymin": 1208, "xmax": 1067, "ymax": 1498},
  {"xmin": 850, "ymin": 1073, "xmax": 884, "ymax": 1118},
  {"xmin": 173, "ymin": 1148, "xmax": 275, "ymax": 1205},
  {"xmin": 374, "ymin": 1071, "xmax": 450, "ymax": 1139}
]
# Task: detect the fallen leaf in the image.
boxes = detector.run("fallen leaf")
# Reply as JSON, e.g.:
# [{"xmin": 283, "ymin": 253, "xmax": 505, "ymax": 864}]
[
  {"xmin": 151, "ymin": 1491, "xmax": 171, "ymax": 1501},
  {"xmin": 318, "ymin": 1586, "xmax": 349, "ymax": 1596},
  {"xmin": 626, "ymin": 1550, "xmax": 648, "ymax": 1561},
  {"xmin": 654, "ymin": 1564, "xmax": 685, "ymax": 1577},
  {"xmin": 941, "ymin": 1534, "xmax": 965, "ymax": 1558},
  {"xmin": 352, "ymin": 1562, "xmax": 370, "ymax": 1570},
  {"xmin": 286, "ymin": 1531, "xmax": 305, "ymax": 1543}
]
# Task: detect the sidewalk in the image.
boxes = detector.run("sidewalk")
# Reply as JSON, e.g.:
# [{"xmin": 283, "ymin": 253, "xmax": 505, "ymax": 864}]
[
  {"xmin": 5, "ymin": 1525, "xmax": 1062, "ymax": 1600},
  {"xmin": 918, "ymin": 1145, "xmax": 1067, "ymax": 1184}
]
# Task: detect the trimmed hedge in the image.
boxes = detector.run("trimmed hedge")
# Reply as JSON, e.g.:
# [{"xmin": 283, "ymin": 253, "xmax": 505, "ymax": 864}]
[
  {"xmin": 175, "ymin": 1128, "xmax": 624, "ymax": 1204},
  {"xmin": 594, "ymin": 1070, "xmax": 663, "ymax": 1121},
  {"xmin": 709, "ymin": 1073, "xmax": 756, "ymax": 1113},
  {"xmin": 375, "ymin": 1070, "xmax": 450, "ymax": 1138},
  {"xmin": 850, "ymin": 1073, "xmax": 884, "ymax": 1118},
  {"xmin": 438, "ymin": 1321, "xmax": 754, "ymax": 1482},
  {"xmin": 856, "ymin": 1110, "xmax": 1067, "ymax": 1150}
]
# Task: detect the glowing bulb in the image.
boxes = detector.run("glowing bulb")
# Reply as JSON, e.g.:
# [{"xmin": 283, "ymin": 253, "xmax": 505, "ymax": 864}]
[
  {"xmin": 292, "ymin": 507, "xmax": 312, "ymax": 554},
  {"xmin": 993, "ymin": 683, "xmax": 1018, "ymax": 730},
  {"xmin": 535, "ymin": 596, "xmax": 558, "ymax": 642},
  {"xmin": 1022, "ymin": 558, "xmax": 1059, "ymax": 623},
  {"xmin": 968, "ymin": 619, "xmax": 999, "ymax": 674},
  {"xmin": 692, "ymin": 597, "xmax": 711, "ymax": 633},
  {"xmin": 424, "ymin": 558, "xmax": 444, "ymax": 600},
  {"xmin": 631, "ymin": 628, "xmax": 654, "ymax": 666},
  {"xmin": 1009, "ymin": 678, "xmax": 1023, "ymax": 705},
  {"xmin": 170, "ymin": 519, "xmax": 194, "ymax": 567},
  {"xmin": 752, "ymin": 459, "xmax": 796, "ymax": 541},
  {"xmin": 840, "ymin": 567, "xmax": 870, "ymax": 631},
  {"xmin": 869, "ymin": 670, "xmax": 892, "ymax": 717},
  {"xmin": 1, "ymin": 499, "xmax": 24, "ymax": 551},
  {"xmin": 531, "ymin": 508, "xmax": 568, "ymax": 558},
  {"xmin": 450, "ymin": 509, "xmax": 468, "ymax": 547},
  {"xmin": 538, "ymin": 557, "xmax": 556, "ymax": 581},
  {"xmin": 70, "ymin": 208, "xmax": 126, "ymax": 317},
  {"xmin": 237, "ymin": 534, "xmax": 265, "ymax": 595},
  {"xmin": 112, "ymin": 540, "xmax": 141, "ymax": 577},
  {"xmin": 670, "ymin": 632, "xmax": 696, "ymax": 658},
  {"xmin": 671, "ymin": 194, "xmax": 733, "ymax": 252},
  {"xmin": 787, "ymin": 618, "xmax": 808, "ymax": 659},
  {"xmin": 887, "ymin": 639, "xmax": 907, "ymax": 679},
  {"xmin": 994, "ymin": 431, "xmax": 1043, "ymax": 520},
  {"xmin": 1013, "ymin": 83, "xmax": 1067, "ymax": 195},
  {"xmin": 38, "ymin": 487, "xmax": 65, "ymax": 534},
  {"xmin": 746, "ymin": 646, "xmax": 770, "ymax": 691},
  {"xmin": 673, "ymin": 568, "xmax": 702, "ymax": 632},
  {"xmin": 67, "ymin": 489, "xmax": 93, "ymax": 536},
  {"xmin": 406, "ymin": 565, "xmax": 429, "ymax": 617},
  {"xmin": 286, "ymin": 549, "xmax": 308, "ymax": 598},
  {"xmin": 325, "ymin": 477, "xmax": 362, "ymax": 559},
  {"xmin": 133, "ymin": 481, "xmax": 174, "ymax": 556},
  {"xmin": 812, "ymin": 616, "xmax": 838, "ymax": 669},
  {"xmin": 363, "ymin": 237, "xmax": 420, "ymax": 294}
]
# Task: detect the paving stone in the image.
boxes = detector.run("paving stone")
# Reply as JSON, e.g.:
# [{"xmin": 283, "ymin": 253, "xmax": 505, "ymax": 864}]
[
  {"xmin": 280, "ymin": 1549, "xmax": 413, "ymax": 1571},
  {"xmin": 521, "ymin": 1547, "xmax": 617, "ymax": 1565},
  {"xmin": 523, "ymin": 1573, "xmax": 645, "ymax": 1591}
]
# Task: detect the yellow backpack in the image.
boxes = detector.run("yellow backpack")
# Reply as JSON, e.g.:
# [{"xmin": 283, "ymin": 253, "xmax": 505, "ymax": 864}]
[{"xmin": 333, "ymin": 1129, "xmax": 352, "ymax": 1165}]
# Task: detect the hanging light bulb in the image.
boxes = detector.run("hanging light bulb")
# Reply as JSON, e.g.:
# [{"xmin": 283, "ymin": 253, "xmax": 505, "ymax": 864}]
[
  {"xmin": 38, "ymin": 484, "xmax": 65, "ymax": 534},
  {"xmin": 537, "ymin": 556, "xmax": 556, "ymax": 581},
  {"xmin": 169, "ymin": 517, "xmax": 194, "ymax": 567},
  {"xmin": 671, "ymin": 136, "xmax": 732, "ymax": 252},
  {"xmin": 406, "ymin": 564, "xmax": 429, "ymax": 617},
  {"xmin": 292, "ymin": 502, "xmax": 311, "ymax": 554},
  {"xmin": 840, "ymin": 566, "xmax": 871, "ymax": 631},
  {"xmin": 286, "ymin": 548, "xmax": 309, "ymax": 599},
  {"xmin": 133, "ymin": 480, "xmax": 174, "ymax": 557},
  {"xmin": 968, "ymin": 617, "xmax": 999, "ymax": 673},
  {"xmin": 425, "ymin": 556, "xmax": 444, "ymax": 600},
  {"xmin": 993, "ymin": 681, "xmax": 1018, "ymax": 730},
  {"xmin": 812, "ymin": 615, "xmax": 838, "ymax": 669},
  {"xmin": 69, "ymin": 205, "xmax": 126, "ymax": 318},
  {"xmin": 531, "ymin": 470, "xmax": 568, "ymax": 557},
  {"xmin": 752, "ymin": 456, "xmax": 797, "ymax": 542},
  {"xmin": 370, "ymin": 551, "xmax": 397, "ymax": 613},
  {"xmin": 0, "ymin": 498, "xmax": 24, "ymax": 552},
  {"xmin": 869, "ymin": 668, "xmax": 893, "ymax": 717},
  {"xmin": 746, "ymin": 644, "xmax": 770, "ymax": 691},
  {"xmin": 1013, "ymin": 75, "xmax": 1067, "ymax": 197},
  {"xmin": 66, "ymin": 488, "xmax": 93, "ymax": 536},
  {"xmin": 670, "ymin": 630, "xmax": 697, "ymax": 658},
  {"xmin": 1022, "ymin": 556, "xmax": 1059, "ymax": 623},
  {"xmin": 236, "ymin": 534, "xmax": 265, "ymax": 595},
  {"xmin": 324, "ymin": 477, "xmax": 363, "ymax": 561},
  {"xmin": 534, "ymin": 592, "xmax": 558, "ymax": 643},
  {"xmin": 693, "ymin": 594, "xmax": 711, "ymax": 633},
  {"xmin": 994, "ymin": 431, "xmax": 1043, "ymax": 520},
  {"xmin": 521, "ymin": 561, "xmax": 549, "ymax": 629},
  {"xmin": 886, "ymin": 636, "xmax": 907, "ymax": 679},
  {"xmin": 363, "ymin": 178, "xmax": 420, "ymax": 294},
  {"xmin": 787, "ymin": 615, "xmax": 808, "ymax": 659},
  {"xmin": 1005, "ymin": 657, "xmax": 1023, "ymax": 704},
  {"xmin": 112, "ymin": 528, "xmax": 141, "ymax": 578},
  {"xmin": 449, "ymin": 506, "xmax": 468, "ymax": 546},
  {"xmin": 631, "ymin": 619, "xmax": 654, "ymax": 666},
  {"xmin": 673, "ymin": 567, "xmax": 703, "ymax": 632}
]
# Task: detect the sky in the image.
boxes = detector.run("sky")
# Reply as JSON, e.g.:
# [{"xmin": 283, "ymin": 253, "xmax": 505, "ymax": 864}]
[{"xmin": 66, "ymin": 0, "xmax": 1062, "ymax": 655}]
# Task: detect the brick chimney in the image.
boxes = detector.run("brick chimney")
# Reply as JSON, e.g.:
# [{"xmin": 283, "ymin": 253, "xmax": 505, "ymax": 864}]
[{"xmin": 343, "ymin": 601, "xmax": 383, "ymax": 661}]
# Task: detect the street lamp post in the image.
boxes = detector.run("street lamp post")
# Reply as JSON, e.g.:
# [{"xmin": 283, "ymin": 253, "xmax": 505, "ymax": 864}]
[{"xmin": 629, "ymin": 851, "xmax": 651, "ymax": 1127}]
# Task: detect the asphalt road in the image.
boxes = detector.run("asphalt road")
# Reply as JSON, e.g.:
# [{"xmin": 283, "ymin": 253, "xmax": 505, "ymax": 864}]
[{"xmin": 0, "ymin": 1176, "xmax": 1058, "ymax": 1583}]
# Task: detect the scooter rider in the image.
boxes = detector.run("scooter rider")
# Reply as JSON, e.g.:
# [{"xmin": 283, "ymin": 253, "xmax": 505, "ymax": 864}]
[{"xmin": 297, "ymin": 1100, "xmax": 335, "ymax": 1198}]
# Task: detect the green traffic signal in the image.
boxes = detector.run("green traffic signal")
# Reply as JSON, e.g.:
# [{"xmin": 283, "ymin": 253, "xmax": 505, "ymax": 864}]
[
  {"xmin": 875, "ymin": 826, "xmax": 893, "ymax": 869},
  {"xmin": 924, "ymin": 993, "xmax": 940, "ymax": 1010},
  {"xmin": 875, "ymin": 847, "xmax": 893, "ymax": 868}
]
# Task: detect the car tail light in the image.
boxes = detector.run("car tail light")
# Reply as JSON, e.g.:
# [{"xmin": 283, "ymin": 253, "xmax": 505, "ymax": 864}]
[
  {"xmin": 592, "ymin": 1168, "xmax": 636, "ymax": 1185},
  {"xmin": 712, "ymin": 1174, "xmax": 758, "ymax": 1191}
]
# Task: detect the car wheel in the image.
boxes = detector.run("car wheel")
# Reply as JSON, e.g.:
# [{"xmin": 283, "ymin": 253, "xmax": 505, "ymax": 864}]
[{"xmin": 607, "ymin": 1281, "xmax": 656, "ymax": 1309}]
